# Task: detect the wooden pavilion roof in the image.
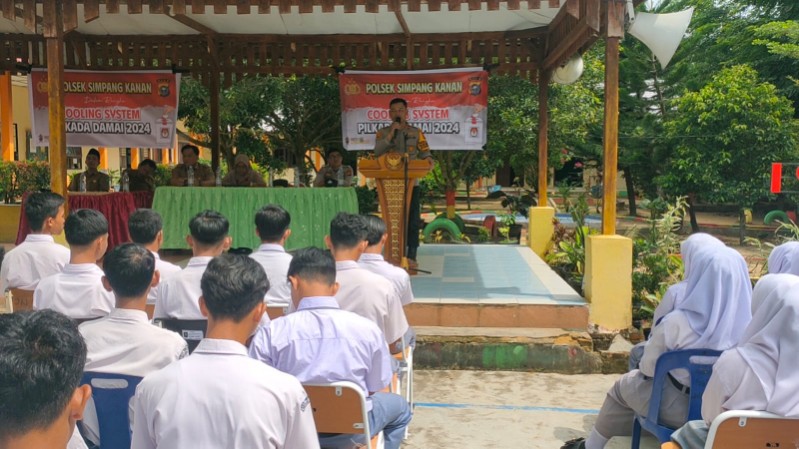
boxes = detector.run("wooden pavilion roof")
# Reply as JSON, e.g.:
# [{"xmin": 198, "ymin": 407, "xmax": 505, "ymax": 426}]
[{"xmin": 0, "ymin": 0, "xmax": 609, "ymax": 84}]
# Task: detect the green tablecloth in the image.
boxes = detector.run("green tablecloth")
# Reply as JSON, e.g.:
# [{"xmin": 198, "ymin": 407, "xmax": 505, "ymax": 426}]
[{"xmin": 152, "ymin": 187, "xmax": 359, "ymax": 250}]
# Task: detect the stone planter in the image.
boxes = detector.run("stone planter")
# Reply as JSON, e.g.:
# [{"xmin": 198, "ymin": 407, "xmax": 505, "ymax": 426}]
[{"xmin": 0, "ymin": 203, "xmax": 21, "ymax": 243}]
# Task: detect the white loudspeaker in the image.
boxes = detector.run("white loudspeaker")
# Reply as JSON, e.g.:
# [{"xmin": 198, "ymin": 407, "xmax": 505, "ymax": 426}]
[
  {"xmin": 628, "ymin": 8, "xmax": 694, "ymax": 69},
  {"xmin": 552, "ymin": 55, "xmax": 584, "ymax": 85}
]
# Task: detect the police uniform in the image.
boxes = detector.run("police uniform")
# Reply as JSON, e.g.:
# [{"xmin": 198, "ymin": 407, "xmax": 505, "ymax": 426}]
[
  {"xmin": 169, "ymin": 163, "xmax": 215, "ymax": 186},
  {"xmin": 68, "ymin": 170, "xmax": 110, "ymax": 192}
]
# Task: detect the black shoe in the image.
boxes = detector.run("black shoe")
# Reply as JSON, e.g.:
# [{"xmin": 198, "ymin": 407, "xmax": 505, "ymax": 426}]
[{"xmin": 560, "ymin": 437, "xmax": 586, "ymax": 449}]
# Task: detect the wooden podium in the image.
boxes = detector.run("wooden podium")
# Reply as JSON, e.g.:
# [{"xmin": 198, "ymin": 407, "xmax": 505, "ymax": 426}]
[{"xmin": 359, "ymin": 153, "xmax": 431, "ymax": 266}]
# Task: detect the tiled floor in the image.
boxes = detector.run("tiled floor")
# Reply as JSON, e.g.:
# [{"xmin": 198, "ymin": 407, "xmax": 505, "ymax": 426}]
[{"xmin": 412, "ymin": 244, "xmax": 585, "ymax": 306}]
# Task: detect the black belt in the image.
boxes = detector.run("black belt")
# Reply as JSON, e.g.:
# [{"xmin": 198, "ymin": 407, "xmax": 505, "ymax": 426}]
[{"xmin": 668, "ymin": 373, "xmax": 690, "ymax": 394}]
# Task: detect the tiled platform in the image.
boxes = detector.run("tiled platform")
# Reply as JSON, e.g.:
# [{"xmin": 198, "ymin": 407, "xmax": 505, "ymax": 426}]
[{"xmin": 406, "ymin": 244, "xmax": 588, "ymax": 329}]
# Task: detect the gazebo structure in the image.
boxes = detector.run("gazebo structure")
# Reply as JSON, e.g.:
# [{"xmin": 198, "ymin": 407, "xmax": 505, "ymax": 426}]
[{"xmin": 0, "ymin": 0, "xmax": 633, "ymax": 330}]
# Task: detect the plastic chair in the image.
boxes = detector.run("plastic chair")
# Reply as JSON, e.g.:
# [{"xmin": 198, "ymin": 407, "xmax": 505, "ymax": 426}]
[
  {"xmin": 705, "ymin": 410, "xmax": 799, "ymax": 449},
  {"xmin": 303, "ymin": 381, "xmax": 384, "ymax": 449},
  {"xmin": 392, "ymin": 339, "xmax": 414, "ymax": 440},
  {"xmin": 79, "ymin": 371, "xmax": 143, "ymax": 449},
  {"xmin": 153, "ymin": 319, "xmax": 207, "ymax": 353},
  {"xmin": 631, "ymin": 348, "xmax": 723, "ymax": 448}
]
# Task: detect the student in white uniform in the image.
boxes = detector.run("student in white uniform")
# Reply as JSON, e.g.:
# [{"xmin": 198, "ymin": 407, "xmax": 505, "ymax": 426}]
[
  {"xmin": 131, "ymin": 254, "xmax": 319, "ymax": 449},
  {"xmin": 34, "ymin": 209, "xmax": 114, "ymax": 321},
  {"xmin": 79, "ymin": 244, "xmax": 188, "ymax": 447},
  {"xmin": 561, "ymin": 245, "xmax": 753, "ymax": 449},
  {"xmin": 359, "ymin": 215, "xmax": 414, "ymax": 306},
  {"xmin": 0, "ymin": 310, "xmax": 92, "ymax": 449},
  {"xmin": 667, "ymin": 273, "xmax": 799, "ymax": 449},
  {"xmin": 249, "ymin": 204, "xmax": 293, "ymax": 307},
  {"xmin": 766, "ymin": 241, "xmax": 799, "ymax": 275},
  {"xmin": 153, "ymin": 210, "xmax": 231, "ymax": 319},
  {"xmin": 128, "ymin": 209, "xmax": 182, "ymax": 305},
  {"xmin": 250, "ymin": 247, "xmax": 412, "ymax": 449},
  {"xmin": 629, "ymin": 233, "xmax": 726, "ymax": 370},
  {"xmin": 0, "ymin": 192, "xmax": 70, "ymax": 294},
  {"xmin": 326, "ymin": 212, "xmax": 409, "ymax": 353}
]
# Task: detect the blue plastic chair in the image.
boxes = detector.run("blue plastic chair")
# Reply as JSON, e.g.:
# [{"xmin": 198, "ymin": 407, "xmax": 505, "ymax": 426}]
[
  {"xmin": 631, "ymin": 348, "xmax": 723, "ymax": 449},
  {"xmin": 80, "ymin": 372, "xmax": 143, "ymax": 449}
]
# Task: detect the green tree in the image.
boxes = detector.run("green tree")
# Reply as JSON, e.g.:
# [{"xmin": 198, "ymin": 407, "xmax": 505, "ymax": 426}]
[
  {"xmin": 178, "ymin": 75, "xmax": 281, "ymax": 169},
  {"xmin": 659, "ymin": 65, "xmax": 798, "ymax": 236}
]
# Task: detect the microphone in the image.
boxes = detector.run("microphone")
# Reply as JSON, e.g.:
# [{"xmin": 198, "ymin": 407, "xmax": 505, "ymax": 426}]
[{"xmin": 391, "ymin": 116, "xmax": 402, "ymax": 143}]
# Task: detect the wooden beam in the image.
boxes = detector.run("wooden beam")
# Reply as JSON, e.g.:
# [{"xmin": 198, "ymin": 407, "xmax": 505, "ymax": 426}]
[
  {"xmin": 84, "ymin": 0, "xmax": 100, "ymax": 22},
  {"xmin": 43, "ymin": 0, "xmax": 68, "ymax": 196},
  {"xmin": 0, "ymin": 72, "xmax": 12, "ymax": 161},
  {"xmin": 167, "ymin": 13, "xmax": 219, "ymax": 35},
  {"xmin": 537, "ymin": 69, "xmax": 549, "ymax": 205},
  {"xmin": 2, "ymin": 1, "xmax": 14, "ymax": 21},
  {"xmin": 23, "ymin": 0, "xmax": 36, "ymax": 32},
  {"xmin": 601, "ymin": 36, "xmax": 619, "ymax": 235}
]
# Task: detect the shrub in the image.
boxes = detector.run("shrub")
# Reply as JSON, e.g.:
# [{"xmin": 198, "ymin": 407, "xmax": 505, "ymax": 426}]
[{"xmin": 0, "ymin": 161, "xmax": 51, "ymax": 203}]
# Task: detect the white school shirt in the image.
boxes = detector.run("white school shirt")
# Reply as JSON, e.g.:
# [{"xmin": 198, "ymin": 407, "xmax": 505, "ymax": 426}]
[
  {"xmin": 33, "ymin": 264, "xmax": 114, "ymax": 319},
  {"xmin": 153, "ymin": 256, "xmax": 211, "ymax": 319},
  {"xmin": 0, "ymin": 234, "xmax": 70, "ymax": 293},
  {"xmin": 79, "ymin": 308, "xmax": 189, "ymax": 445},
  {"xmin": 701, "ymin": 349, "xmax": 767, "ymax": 424},
  {"xmin": 358, "ymin": 253, "xmax": 414, "ymax": 306},
  {"xmin": 249, "ymin": 243, "xmax": 292, "ymax": 306},
  {"xmin": 147, "ymin": 251, "xmax": 183, "ymax": 305},
  {"xmin": 335, "ymin": 260, "xmax": 409, "ymax": 345},
  {"xmin": 639, "ymin": 312, "xmax": 701, "ymax": 385},
  {"xmin": 131, "ymin": 339, "xmax": 320, "ymax": 449}
]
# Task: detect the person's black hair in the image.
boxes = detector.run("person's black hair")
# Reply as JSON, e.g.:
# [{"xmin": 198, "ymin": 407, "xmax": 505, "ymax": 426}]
[
  {"xmin": 329, "ymin": 212, "xmax": 368, "ymax": 249},
  {"xmin": 139, "ymin": 159, "xmax": 157, "ymax": 170},
  {"xmin": 189, "ymin": 210, "xmax": 229, "ymax": 246},
  {"xmin": 255, "ymin": 204, "xmax": 291, "ymax": 243},
  {"xmin": 0, "ymin": 310, "xmax": 87, "ymax": 440},
  {"xmin": 64, "ymin": 209, "xmax": 108, "ymax": 246},
  {"xmin": 181, "ymin": 144, "xmax": 200, "ymax": 156},
  {"xmin": 103, "ymin": 243, "xmax": 155, "ymax": 298},
  {"xmin": 389, "ymin": 98, "xmax": 408, "ymax": 108},
  {"xmin": 326, "ymin": 148, "xmax": 343, "ymax": 158},
  {"xmin": 24, "ymin": 192, "xmax": 65, "ymax": 232},
  {"xmin": 288, "ymin": 247, "xmax": 336, "ymax": 286},
  {"xmin": 87, "ymin": 148, "xmax": 100, "ymax": 158},
  {"xmin": 201, "ymin": 254, "xmax": 268, "ymax": 321},
  {"xmin": 128, "ymin": 209, "xmax": 163, "ymax": 244},
  {"xmin": 363, "ymin": 215, "xmax": 387, "ymax": 246}
]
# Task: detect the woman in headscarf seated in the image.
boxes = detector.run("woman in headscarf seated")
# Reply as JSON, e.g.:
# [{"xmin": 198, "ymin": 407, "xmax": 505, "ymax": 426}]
[
  {"xmin": 629, "ymin": 233, "xmax": 726, "ymax": 371},
  {"xmin": 664, "ymin": 274, "xmax": 799, "ymax": 449},
  {"xmin": 222, "ymin": 154, "xmax": 266, "ymax": 187},
  {"xmin": 766, "ymin": 241, "xmax": 799, "ymax": 275},
  {"xmin": 561, "ymin": 245, "xmax": 753, "ymax": 449}
]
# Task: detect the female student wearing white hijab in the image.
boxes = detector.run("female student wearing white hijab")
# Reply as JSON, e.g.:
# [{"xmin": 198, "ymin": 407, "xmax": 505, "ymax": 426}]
[
  {"xmin": 766, "ymin": 241, "xmax": 799, "ymax": 275},
  {"xmin": 629, "ymin": 233, "xmax": 726, "ymax": 371},
  {"xmin": 666, "ymin": 274, "xmax": 799, "ymax": 449},
  {"xmin": 561, "ymin": 245, "xmax": 753, "ymax": 449}
]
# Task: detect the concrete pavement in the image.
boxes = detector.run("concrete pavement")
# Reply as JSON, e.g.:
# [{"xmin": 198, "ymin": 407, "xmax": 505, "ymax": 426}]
[{"xmin": 403, "ymin": 370, "xmax": 660, "ymax": 449}]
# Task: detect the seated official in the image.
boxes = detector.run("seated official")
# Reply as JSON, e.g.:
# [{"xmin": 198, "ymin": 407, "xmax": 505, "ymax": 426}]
[
  {"xmin": 68, "ymin": 148, "xmax": 110, "ymax": 192},
  {"xmin": 0, "ymin": 310, "xmax": 92, "ymax": 449},
  {"xmin": 249, "ymin": 204, "xmax": 293, "ymax": 307},
  {"xmin": 128, "ymin": 209, "xmax": 182, "ymax": 305},
  {"xmin": 668, "ymin": 274, "xmax": 799, "ymax": 449},
  {"xmin": 249, "ymin": 247, "xmax": 412, "ymax": 449},
  {"xmin": 222, "ymin": 154, "xmax": 266, "ymax": 187},
  {"xmin": 313, "ymin": 149, "xmax": 353, "ymax": 187},
  {"xmin": 79, "ymin": 244, "xmax": 188, "ymax": 447},
  {"xmin": 327, "ymin": 212, "xmax": 409, "ymax": 354},
  {"xmin": 131, "ymin": 254, "xmax": 319, "ymax": 449},
  {"xmin": 153, "ymin": 210, "xmax": 231, "ymax": 319},
  {"xmin": 170, "ymin": 144, "xmax": 214, "ymax": 187},
  {"xmin": 125, "ymin": 159, "xmax": 157, "ymax": 192},
  {"xmin": 34, "ymin": 209, "xmax": 114, "ymax": 321},
  {"xmin": 0, "ymin": 192, "xmax": 70, "ymax": 294}
]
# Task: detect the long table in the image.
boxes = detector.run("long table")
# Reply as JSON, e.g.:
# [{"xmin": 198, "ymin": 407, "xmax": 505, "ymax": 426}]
[
  {"xmin": 16, "ymin": 192, "xmax": 138, "ymax": 250},
  {"xmin": 152, "ymin": 187, "xmax": 359, "ymax": 250}
]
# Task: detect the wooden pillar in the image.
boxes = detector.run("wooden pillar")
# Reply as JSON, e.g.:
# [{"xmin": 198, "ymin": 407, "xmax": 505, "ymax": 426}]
[
  {"xmin": 131, "ymin": 147, "xmax": 140, "ymax": 168},
  {"xmin": 98, "ymin": 146, "xmax": 108, "ymax": 169},
  {"xmin": 209, "ymin": 70, "xmax": 220, "ymax": 173},
  {"xmin": 537, "ymin": 70, "xmax": 550, "ymax": 206},
  {"xmin": 1, "ymin": 72, "xmax": 13, "ymax": 161},
  {"xmin": 161, "ymin": 148, "xmax": 169, "ymax": 164},
  {"xmin": 43, "ymin": 0, "xmax": 67, "ymax": 196},
  {"xmin": 602, "ymin": 0, "xmax": 624, "ymax": 236}
]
